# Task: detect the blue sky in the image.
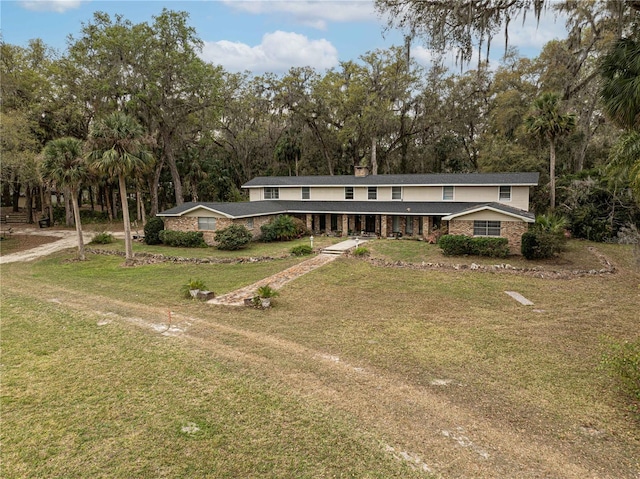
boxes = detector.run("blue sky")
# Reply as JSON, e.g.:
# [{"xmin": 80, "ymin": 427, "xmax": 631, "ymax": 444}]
[{"xmin": 1, "ymin": 0, "xmax": 569, "ymax": 74}]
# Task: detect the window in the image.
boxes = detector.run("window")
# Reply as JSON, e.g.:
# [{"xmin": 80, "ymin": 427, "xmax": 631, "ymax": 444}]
[
  {"xmin": 499, "ymin": 185, "xmax": 511, "ymax": 201},
  {"xmin": 301, "ymin": 187, "xmax": 310, "ymax": 200},
  {"xmin": 264, "ymin": 187, "xmax": 279, "ymax": 199},
  {"xmin": 392, "ymin": 216, "xmax": 400, "ymax": 233},
  {"xmin": 473, "ymin": 220, "xmax": 501, "ymax": 236},
  {"xmin": 246, "ymin": 218, "xmax": 254, "ymax": 229},
  {"xmin": 405, "ymin": 216, "xmax": 413, "ymax": 234},
  {"xmin": 345, "ymin": 187, "xmax": 354, "ymax": 200},
  {"xmin": 198, "ymin": 217, "xmax": 216, "ymax": 230},
  {"xmin": 392, "ymin": 186, "xmax": 402, "ymax": 200},
  {"xmin": 442, "ymin": 186, "xmax": 454, "ymax": 201},
  {"xmin": 368, "ymin": 187, "xmax": 377, "ymax": 200}
]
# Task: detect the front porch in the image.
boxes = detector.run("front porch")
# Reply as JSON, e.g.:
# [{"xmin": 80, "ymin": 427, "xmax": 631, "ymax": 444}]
[{"xmin": 297, "ymin": 213, "xmax": 444, "ymax": 240}]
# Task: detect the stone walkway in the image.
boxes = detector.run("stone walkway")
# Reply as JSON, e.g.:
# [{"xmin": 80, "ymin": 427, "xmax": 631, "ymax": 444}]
[
  {"xmin": 208, "ymin": 238, "xmax": 369, "ymax": 306},
  {"xmin": 208, "ymin": 253, "xmax": 339, "ymax": 306}
]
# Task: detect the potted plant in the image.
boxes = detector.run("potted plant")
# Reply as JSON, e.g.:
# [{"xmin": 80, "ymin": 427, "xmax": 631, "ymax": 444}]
[{"xmin": 256, "ymin": 284, "xmax": 279, "ymax": 308}]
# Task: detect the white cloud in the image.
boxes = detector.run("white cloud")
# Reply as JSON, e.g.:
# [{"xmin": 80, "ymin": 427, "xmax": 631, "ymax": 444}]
[
  {"xmin": 201, "ymin": 30, "xmax": 339, "ymax": 74},
  {"xmin": 20, "ymin": 0, "xmax": 84, "ymax": 13},
  {"xmin": 221, "ymin": 0, "xmax": 376, "ymax": 29}
]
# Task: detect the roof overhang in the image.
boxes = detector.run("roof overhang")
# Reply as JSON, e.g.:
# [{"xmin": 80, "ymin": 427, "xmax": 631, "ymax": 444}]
[{"xmin": 442, "ymin": 205, "xmax": 535, "ymax": 222}]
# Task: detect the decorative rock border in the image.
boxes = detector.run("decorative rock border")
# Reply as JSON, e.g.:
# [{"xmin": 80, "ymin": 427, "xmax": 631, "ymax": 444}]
[
  {"xmin": 85, "ymin": 248, "xmax": 291, "ymax": 265},
  {"xmin": 350, "ymin": 245, "xmax": 616, "ymax": 279}
]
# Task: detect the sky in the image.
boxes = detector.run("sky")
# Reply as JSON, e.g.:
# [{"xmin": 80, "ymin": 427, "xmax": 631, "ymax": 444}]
[{"xmin": 0, "ymin": 0, "xmax": 570, "ymax": 75}]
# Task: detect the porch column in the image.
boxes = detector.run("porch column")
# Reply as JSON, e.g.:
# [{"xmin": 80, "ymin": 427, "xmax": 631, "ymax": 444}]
[
  {"xmin": 314, "ymin": 215, "xmax": 321, "ymax": 232},
  {"xmin": 412, "ymin": 217, "xmax": 419, "ymax": 238},
  {"xmin": 380, "ymin": 215, "xmax": 387, "ymax": 237},
  {"xmin": 306, "ymin": 214, "xmax": 312, "ymax": 231},
  {"xmin": 325, "ymin": 214, "xmax": 331, "ymax": 232},
  {"xmin": 422, "ymin": 216, "xmax": 429, "ymax": 240},
  {"xmin": 341, "ymin": 214, "xmax": 348, "ymax": 236}
]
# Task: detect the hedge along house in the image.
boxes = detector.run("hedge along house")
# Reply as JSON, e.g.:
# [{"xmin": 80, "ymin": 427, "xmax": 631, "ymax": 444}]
[{"xmin": 157, "ymin": 168, "xmax": 538, "ymax": 253}]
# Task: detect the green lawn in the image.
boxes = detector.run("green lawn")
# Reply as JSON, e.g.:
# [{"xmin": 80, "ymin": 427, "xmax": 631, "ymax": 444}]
[
  {"xmin": 1, "ymin": 242, "xmax": 638, "ymax": 478},
  {"xmin": 90, "ymin": 235, "xmax": 342, "ymax": 259}
]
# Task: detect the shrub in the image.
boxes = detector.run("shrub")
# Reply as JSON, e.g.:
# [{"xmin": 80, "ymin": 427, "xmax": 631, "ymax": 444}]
[
  {"xmin": 439, "ymin": 234, "xmax": 509, "ymax": 258},
  {"xmin": 438, "ymin": 235, "xmax": 473, "ymax": 256},
  {"xmin": 257, "ymin": 284, "xmax": 279, "ymax": 298},
  {"xmin": 469, "ymin": 237, "xmax": 509, "ymax": 258},
  {"xmin": 182, "ymin": 278, "xmax": 207, "ymax": 299},
  {"xmin": 144, "ymin": 217, "xmax": 165, "ymax": 245},
  {"xmin": 290, "ymin": 244, "xmax": 313, "ymax": 256},
  {"xmin": 521, "ymin": 216, "xmax": 567, "ymax": 260},
  {"xmin": 353, "ymin": 246, "xmax": 370, "ymax": 257},
  {"xmin": 215, "ymin": 224, "xmax": 252, "ymax": 250},
  {"xmin": 159, "ymin": 230, "xmax": 207, "ymax": 248},
  {"xmin": 89, "ymin": 232, "xmax": 115, "ymax": 245},
  {"xmin": 601, "ymin": 338, "xmax": 640, "ymax": 416},
  {"xmin": 261, "ymin": 215, "xmax": 306, "ymax": 242}
]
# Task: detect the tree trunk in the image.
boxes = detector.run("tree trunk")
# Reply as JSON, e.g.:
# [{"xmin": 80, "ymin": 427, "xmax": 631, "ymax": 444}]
[
  {"xmin": 162, "ymin": 129, "xmax": 184, "ymax": 205},
  {"xmin": 150, "ymin": 158, "xmax": 164, "ymax": 216},
  {"xmin": 1, "ymin": 181, "xmax": 10, "ymax": 207},
  {"xmin": 112, "ymin": 187, "xmax": 119, "ymax": 220},
  {"xmin": 371, "ymin": 136, "xmax": 378, "ymax": 175},
  {"xmin": 105, "ymin": 186, "xmax": 113, "ymax": 221},
  {"xmin": 549, "ymin": 138, "xmax": 556, "ymax": 210},
  {"xmin": 89, "ymin": 186, "xmax": 94, "ymax": 211},
  {"xmin": 136, "ymin": 188, "xmax": 142, "ymax": 222},
  {"xmin": 65, "ymin": 188, "xmax": 74, "ymax": 226},
  {"xmin": 70, "ymin": 189, "xmax": 85, "ymax": 261},
  {"xmin": 119, "ymin": 174, "xmax": 134, "ymax": 260},
  {"xmin": 12, "ymin": 179, "xmax": 20, "ymax": 212},
  {"xmin": 25, "ymin": 186, "xmax": 33, "ymax": 223}
]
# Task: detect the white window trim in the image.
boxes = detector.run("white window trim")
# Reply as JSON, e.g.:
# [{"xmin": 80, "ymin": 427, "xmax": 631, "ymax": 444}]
[
  {"xmin": 443, "ymin": 186, "xmax": 454, "ymax": 201},
  {"xmin": 499, "ymin": 185, "xmax": 512, "ymax": 202},
  {"xmin": 368, "ymin": 186, "xmax": 377, "ymax": 200},
  {"xmin": 198, "ymin": 217, "xmax": 217, "ymax": 231},
  {"xmin": 345, "ymin": 187, "xmax": 354, "ymax": 200},
  {"xmin": 473, "ymin": 220, "xmax": 501, "ymax": 236},
  {"xmin": 264, "ymin": 187, "xmax": 279, "ymax": 199},
  {"xmin": 301, "ymin": 187, "xmax": 310, "ymax": 200},
  {"xmin": 392, "ymin": 186, "xmax": 402, "ymax": 200}
]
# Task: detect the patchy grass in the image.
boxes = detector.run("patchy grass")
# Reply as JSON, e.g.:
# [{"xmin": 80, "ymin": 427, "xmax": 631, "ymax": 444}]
[
  {"xmin": 1, "ymin": 243, "xmax": 638, "ymax": 478},
  {"xmin": 1, "ymin": 294, "xmax": 423, "ymax": 479},
  {"xmin": 366, "ymin": 238, "xmax": 607, "ymax": 270},
  {"xmin": 93, "ymin": 235, "xmax": 341, "ymax": 259}
]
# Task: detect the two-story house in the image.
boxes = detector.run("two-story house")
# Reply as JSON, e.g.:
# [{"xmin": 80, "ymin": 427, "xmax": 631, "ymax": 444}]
[{"xmin": 158, "ymin": 167, "xmax": 539, "ymax": 253}]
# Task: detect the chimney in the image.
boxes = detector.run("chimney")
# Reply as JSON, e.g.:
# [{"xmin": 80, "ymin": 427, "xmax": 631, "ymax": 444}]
[{"xmin": 354, "ymin": 165, "xmax": 369, "ymax": 177}]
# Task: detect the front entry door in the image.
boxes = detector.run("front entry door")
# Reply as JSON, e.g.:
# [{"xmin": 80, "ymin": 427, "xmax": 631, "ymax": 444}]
[{"xmin": 365, "ymin": 215, "xmax": 376, "ymax": 233}]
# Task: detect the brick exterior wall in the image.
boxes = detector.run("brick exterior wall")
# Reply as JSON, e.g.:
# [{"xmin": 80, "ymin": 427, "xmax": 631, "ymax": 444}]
[
  {"xmin": 164, "ymin": 215, "xmax": 276, "ymax": 246},
  {"xmin": 448, "ymin": 219, "xmax": 528, "ymax": 254}
]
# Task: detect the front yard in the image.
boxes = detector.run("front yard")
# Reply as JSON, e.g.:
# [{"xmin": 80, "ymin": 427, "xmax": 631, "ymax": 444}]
[{"xmin": 1, "ymin": 237, "xmax": 638, "ymax": 478}]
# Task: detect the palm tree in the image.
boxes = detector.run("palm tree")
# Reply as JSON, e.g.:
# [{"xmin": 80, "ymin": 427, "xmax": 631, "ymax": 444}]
[
  {"xmin": 600, "ymin": 37, "xmax": 640, "ymax": 198},
  {"xmin": 88, "ymin": 112, "xmax": 154, "ymax": 261},
  {"xmin": 41, "ymin": 137, "xmax": 92, "ymax": 260},
  {"xmin": 524, "ymin": 93, "xmax": 576, "ymax": 209}
]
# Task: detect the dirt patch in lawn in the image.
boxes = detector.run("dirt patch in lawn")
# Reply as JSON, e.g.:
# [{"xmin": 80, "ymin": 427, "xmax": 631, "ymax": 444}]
[{"xmin": 0, "ymin": 234, "xmax": 60, "ymax": 256}]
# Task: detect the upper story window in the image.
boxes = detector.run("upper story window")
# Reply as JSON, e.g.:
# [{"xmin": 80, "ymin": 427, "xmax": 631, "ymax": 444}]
[
  {"xmin": 198, "ymin": 217, "xmax": 216, "ymax": 230},
  {"xmin": 345, "ymin": 187, "xmax": 354, "ymax": 200},
  {"xmin": 301, "ymin": 187, "xmax": 310, "ymax": 200},
  {"xmin": 499, "ymin": 185, "xmax": 511, "ymax": 201},
  {"xmin": 473, "ymin": 220, "xmax": 501, "ymax": 236},
  {"xmin": 392, "ymin": 186, "xmax": 402, "ymax": 200},
  {"xmin": 264, "ymin": 187, "xmax": 279, "ymax": 199},
  {"xmin": 442, "ymin": 186, "xmax": 454, "ymax": 201},
  {"xmin": 368, "ymin": 187, "xmax": 377, "ymax": 200}
]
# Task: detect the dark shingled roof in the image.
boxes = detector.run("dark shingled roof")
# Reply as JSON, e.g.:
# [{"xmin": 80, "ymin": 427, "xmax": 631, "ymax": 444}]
[
  {"xmin": 242, "ymin": 172, "xmax": 539, "ymax": 188},
  {"xmin": 158, "ymin": 200, "xmax": 534, "ymax": 220}
]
